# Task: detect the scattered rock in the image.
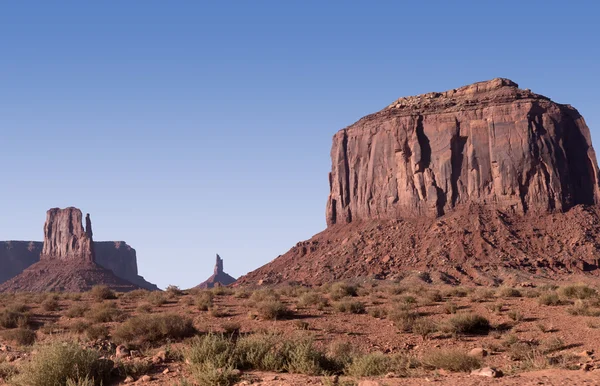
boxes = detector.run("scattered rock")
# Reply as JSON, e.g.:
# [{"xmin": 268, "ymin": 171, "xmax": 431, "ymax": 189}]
[
  {"xmin": 139, "ymin": 375, "xmax": 152, "ymax": 383},
  {"xmin": 123, "ymin": 376, "xmax": 134, "ymax": 384},
  {"xmin": 468, "ymin": 347, "xmax": 488, "ymax": 358},
  {"xmin": 116, "ymin": 345, "xmax": 130, "ymax": 358},
  {"xmin": 471, "ymin": 367, "xmax": 503, "ymax": 378}
]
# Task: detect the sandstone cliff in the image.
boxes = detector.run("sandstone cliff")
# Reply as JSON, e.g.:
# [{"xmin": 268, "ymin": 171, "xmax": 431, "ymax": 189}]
[
  {"xmin": 238, "ymin": 79, "xmax": 600, "ymax": 286},
  {"xmin": 327, "ymin": 78, "xmax": 600, "ymax": 224},
  {"xmin": 0, "ymin": 208, "xmax": 141, "ymax": 292}
]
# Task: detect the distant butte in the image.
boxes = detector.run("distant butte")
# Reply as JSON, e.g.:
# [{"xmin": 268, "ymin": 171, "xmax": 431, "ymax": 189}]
[
  {"xmin": 0, "ymin": 207, "xmax": 141, "ymax": 293},
  {"xmin": 195, "ymin": 254, "xmax": 236, "ymax": 289},
  {"xmin": 237, "ymin": 78, "xmax": 600, "ymax": 286}
]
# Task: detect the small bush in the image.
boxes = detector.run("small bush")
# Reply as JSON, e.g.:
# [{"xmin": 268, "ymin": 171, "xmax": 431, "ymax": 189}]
[
  {"xmin": 0, "ymin": 362, "xmax": 17, "ymax": 381},
  {"xmin": 538, "ymin": 292, "xmax": 562, "ymax": 306},
  {"xmin": 294, "ymin": 320, "xmax": 310, "ymax": 330},
  {"xmin": 66, "ymin": 304, "xmax": 89, "ymax": 318},
  {"xmin": 147, "ymin": 291, "xmax": 168, "ymax": 307},
  {"xmin": 443, "ymin": 302, "xmax": 458, "ymax": 314},
  {"xmin": 368, "ymin": 307, "xmax": 387, "ymax": 319},
  {"xmin": 115, "ymin": 359, "xmax": 153, "ymax": 379},
  {"xmin": 113, "ymin": 313, "xmax": 196, "ymax": 346},
  {"xmin": 85, "ymin": 324, "xmax": 109, "ymax": 341},
  {"xmin": 422, "ymin": 349, "xmax": 481, "ymax": 372},
  {"xmin": 330, "ymin": 283, "xmax": 358, "ymax": 300},
  {"xmin": 70, "ymin": 321, "xmax": 90, "ymax": 334},
  {"xmin": 10, "ymin": 342, "xmax": 112, "ymax": 386},
  {"xmin": 222, "ymin": 322, "xmax": 241, "ymax": 335},
  {"xmin": 1, "ymin": 328, "xmax": 36, "ymax": 346},
  {"xmin": 190, "ymin": 362, "xmax": 240, "ymax": 386},
  {"xmin": 196, "ymin": 292, "xmax": 214, "ymax": 311},
  {"xmin": 89, "ymin": 285, "xmax": 116, "ymax": 301},
  {"xmin": 297, "ymin": 292, "xmax": 329, "ymax": 309},
  {"xmin": 187, "ymin": 333, "xmax": 234, "ymax": 369},
  {"xmin": 136, "ymin": 303, "xmax": 153, "ymax": 313},
  {"xmin": 413, "ymin": 318, "xmax": 438, "ymax": 339},
  {"xmin": 345, "ymin": 352, "xmax": 391, "ymax": 377},
  {"xmin": 249, "ymin": 289, "xmax": 279, "ymax": 303},
  {"xmin": 0, "ymin": 310, "xmax": 29, "ymax": 329},
  {"xmin": 334, "ymin": 300, "xmax": 365, "ymax": 314},
  {"xmin": 389, "ymin": 310, "xmax": 419, "ymax": 332},
  {"xmin": 508, "ymin": 310, "xmax": 524, "ymax": 322},
  {"xmin": 166, "ymin": 285, "xmax": 185, "ymax": 297},
  {"xmin": 498, "ymin": 287, "xmax": 521, "ymax": 298},
  {"xmin": 86, "ymin": 302, "xmax": 122, "ymax": 323},
  {"xmin": 41, "ymin": 298, "xmax": 60, "ymax": 312},
  {"xmin": 256, "ymin": 300, "xmax": 291, "ymax": 320},
  {"xmin": 559, "ymin": 284, "xmax": 597, "ymax": 299},
  {"xmin": 446, "ymin": 313, "xmax": 490, "ymax": 335}
]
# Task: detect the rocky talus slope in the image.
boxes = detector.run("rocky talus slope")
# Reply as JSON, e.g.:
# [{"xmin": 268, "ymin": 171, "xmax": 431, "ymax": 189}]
[{"xmin": 238, "ymin": 79, "xmax": 600, "ymax": 286}]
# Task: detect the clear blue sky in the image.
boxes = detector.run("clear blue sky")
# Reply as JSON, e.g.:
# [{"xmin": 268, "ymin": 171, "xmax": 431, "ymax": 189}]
[{"xmin": 1, "ymin": 1, "xmax": 598, "ymax": 289}]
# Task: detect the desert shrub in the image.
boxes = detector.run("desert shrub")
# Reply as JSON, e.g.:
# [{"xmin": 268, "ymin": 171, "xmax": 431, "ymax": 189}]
[
  {"xmin": 498, "ymin": 287, "xmax": 521, "ymax": 298},
  {"xmin": 10, "ymin": 342, "xmax": 112, "ymax": 386},
  {"xmin": 190, "ymin": 362, "xmax": 240, "ymax": 386},
  {"xmin": 412, "ymin": 318, "xmax": 438, "ymax": 339},
  {"xmin": 368, "ymin": 307, "xmax": 387, "ymax": 319},
  {"xmin": 540, "ymin": 336, "xmax": 564, "ymax": 353},
  {"xmin": 282, "ymin": 338, "xmax": 326, "ymax": 375},
  {"xmin": 445, "ymin": 313, "xmax": 490, "ymax": 335},
  {"xmin": 559, "ymin": 284, "xmax": 597, "ymax": 299},
  {"xmin": 0, "ymin": 310, "xmax": 29, "ymax": 329},
  {"xmin": 187, "ymin": 333, "xmax": 235, "ymax": 369},
  {"xmin": 508, "ymin": 310, "xmax": 524, "ymax": 322},
  {"xmin": 444, "ymin": 287, "xmax": 469, "ymax": 298},
  {"xmin": 538, "ymin": 292, "xmax": 562, "ymax": 306},
  {"xmin": 443, "ymin": 302, "xmax": 458, "ymax": 314},
  {"xmin": 66, "ymin": 304, "xmax": 89, "ymax": 318},
  {"xmin": 70, "ymin": 320, "xmax": 90, "ymax": 334},
  {"xmin": 86, "ymin": 302, "xmax": 122, "ymax": 323},
  {"xmin": 0, "ymin": 362, "xmax": 17, "ymax": 381},
  {"xmin": 470, "ymin": 288, "xmax": 495, "ymax": 302},
  {"xmin": 256, "ymin": 300, "xmax": 291, "ymax": 320},
  {"xmin": 136, "ymin": 303, "xmax": 153, "ymax": 313},
  {"xmin": 294, "ymin": 320, "xmax": 310, "ymax": 330},
  {"xmin": 41, "ymin": 298, "xmax": 60, "ymax": 312},
  {"xmin": 121, "ymin": 289, "xmax": 149, "ymax": 300},
  {"xmin": 5, "ymin": 303, "xmax": 29, "ymax": 313},
  {"xmin": 329, "ymin": 282, "xmax": 358, "ymax": 300},
  {"xmin": 425, "ymin": 290, "xmax": 443, "ymax": 303},
  {"xmin": 233, "ymin": 334, "xmax": 282, "ymax": 371},
  {"xmin": 334, "ymin": 300, "xmax": 365, "ymax": 314},
  {"xmin": 113, "ymin": 313, "xmax": 196, "ymax": 346},
  {"xmin": 249, "ymin": 289, "xmax": 279, "ymax": 303},
  {"xmin": 85, "ymin": 324, "xmax": 109, "ymax": 341},
  {"xmin": 422, "ymin": 349, "xmax": 481, "ymax": 372},
  {"xmin": 389, "ymin": 309, "xmax": 419, "ymax": 332},
  {"xmin": 211, "ymin": 286, "xmax": 233, "ymax": 296},
  {"xmin": 115, "ymin": 359, "xmax": 153, "ymax": 378},
  {"xmin": 233, "ymin": 289, "xmax": 251, "ymax": 299},
  {"xmin": 344, "ymin": 352, "xmax": 391, "ymax": 377},
  {"xmin": 147, "ymin": 291, "xmax": 168, "ymax": 307},
  {"xmin": 222, "ymin": 322, "xmax": 241, "ymax": 335},
  {"xmin": 89, "ymin": 285, "xmax": 116, "ymax": 301},
  {"xmin": 1, "ymin": 328, "xmax": 36, "ymax": 346},
  {"xmin": 166, "ymin": 285, "xmax": 185, "ymax": 297},
  {"xmin": 297, "ymin": 292, "xmax": 329, "ymax": 309},
  {"xmin": 566, "ymin": 299, "xmax": 600, "ymax": 316},
  {"xmin": 195, "ymin": 292, "xmax": 214, "ymax": 311},
  {"xmin": 487, "ymin": 302, "xmax": 503, "ymax": 314}
]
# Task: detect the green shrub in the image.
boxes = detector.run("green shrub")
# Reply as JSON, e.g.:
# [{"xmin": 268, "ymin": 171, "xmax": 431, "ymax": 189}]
[
  {"xmin": 345, "ymin": 352, "xmax": 390, "ymax": 377},
  {"xmin": 256, "ymin": 300, "xmax": 291, "ymax": 320},
  {"xmin": 89, "ymin": 285, "xmax": 116, "ymax": 301},
  {"xmin": 538, "ymin": 292, "xmax": 561, "ymax": 306},
  {"xmin": 187, "ymin": 333, "xmax": 235, "ymax": 369},
  {"xmin": 559, "ymin": 284, "xmax": 597, "ymax": 299},
  {"xmin": 0, "ymin": 310, "xmax": 29, "ymax": 329},
  {"xmin": 41, "ymin": 298, "xmax": 60, "ymax": 312},
  {"xmin": 190, "ymin": 362, "xmax": 240, "ymax": 386},
  {"xmin": 86, "ymin": 302, "xmax": 122, "ymax": 323},
  {"xmin": 334, "ymin": 301, "xmax": 365, "ymax": 314},
  {"xmin": 113, "ymin": 313, "xmax": 196, "ymax": 346},
  {"xmin": 330, "ymin": 283, "xmax": 358, "ymax": 300},
  {"xmin": 115, "ymin": 359, "xmax": 153, "ymax": 378},
  {"xmin": 10, "ymin": 342, "xmax": 112, "ymax": 386},
  {"xmin": 85, "ymin": 324, "xmax": 109, "ymax": 341},
  {"xmin": 446, "ymin": 313, "xmax": 490, "ymax": 335},
  {"xmin": 412, "ymin": 318, "xmax": 438, "ymax": 339},
  {"xmin": 66, "ymin": 304, "xmax": 89, "ymax": 318},
  {"xmin": 147, "ymin": 291, "xmax": 168, "ymax": 307},
  {"xmin": 297, "ymin": 292, "xmax": 329, "ymax": 309},
  {"xmin": 498, "ymin": 287, "xmax": 521, "ymax": 298},
  {"xmin": 195, "ymin": 292, "xmax": 214, "ymax": 311},
  {"xmin": 389, "ymin": 310, "xmax": 419, "ymax": 332},
  {"xmin": 422, "ymin": 349, "xmax": 481, "ymax": 372},
  {"xmin": 1, "ymin": 328, "xmax": 36, "ymax": 346}
]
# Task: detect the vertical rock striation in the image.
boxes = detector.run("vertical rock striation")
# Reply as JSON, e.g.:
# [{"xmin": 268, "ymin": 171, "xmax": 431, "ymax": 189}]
[
  {"xmin": 41, "ymin": 208, "xmax": 95, "ymax": 262},
  {"xmin": 194, "ymin": 254, "xmax": 237, "ymax": 289},
  {"xmin": 326, "ymin": 78, "xmax": 600, "ymax": 225}
]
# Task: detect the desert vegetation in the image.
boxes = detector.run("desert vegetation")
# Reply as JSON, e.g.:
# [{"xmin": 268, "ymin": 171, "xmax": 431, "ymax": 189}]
[{"xmin": 0, "ymin": 281, "xmax": 599, "ymax": 385}]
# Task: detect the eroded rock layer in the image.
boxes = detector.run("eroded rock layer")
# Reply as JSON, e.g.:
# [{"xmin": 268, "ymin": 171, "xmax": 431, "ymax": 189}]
[
  {"xmin": 238, "ymin": 79, "xmax": 600, "ymax": 286},
  {"xmin": 327, "ymin": 78, "xmax": 600, "ymax": 224},
  {"xmin": 0, "ymin": 208, "xmax": 141, "ymax": 292},
  {"xmin": 195, "ymin": 254, "xmax": 237, "ymax": 289}
]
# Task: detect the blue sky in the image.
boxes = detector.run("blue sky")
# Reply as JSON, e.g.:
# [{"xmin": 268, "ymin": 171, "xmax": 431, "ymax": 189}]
[{"xmin": 1, "ymin": 1, "xmax": 598, "ymax": 289}]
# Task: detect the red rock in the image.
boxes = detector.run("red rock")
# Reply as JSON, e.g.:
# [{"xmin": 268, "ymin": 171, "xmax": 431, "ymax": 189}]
[
  {"xmin": 0, "ymin": 208, "xmax": 141, "ymax": 293},
  {"xmin": 237, "ymin": 79, "xmax": 600, "ymax": 286},
  {"xmin": 194, "ymin": 254, "xmax": 237, "ymax": 289}
]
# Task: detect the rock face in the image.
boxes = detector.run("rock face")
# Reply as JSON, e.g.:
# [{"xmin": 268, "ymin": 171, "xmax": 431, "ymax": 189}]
[
  {"xmin": 195, "ymin": 254, "xmax": 236, "ymax": 289},
  {"xmin": 237, "ymin": 79, "xmax": 600, "ymax": 286},
  {"xmin": 40, "ymin": 208, "xmax": 95, "ymax": 262},
  {"xmin": 0, "ymin": 207, "xmax": 141, "ymax": 292},
  {"xmin": 0, "ymin": 241, "xmax": 158, "ymax": 290},
  {"xmin": 327, "ymin": 78, "xmax": 600, "ymax": 224}
]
